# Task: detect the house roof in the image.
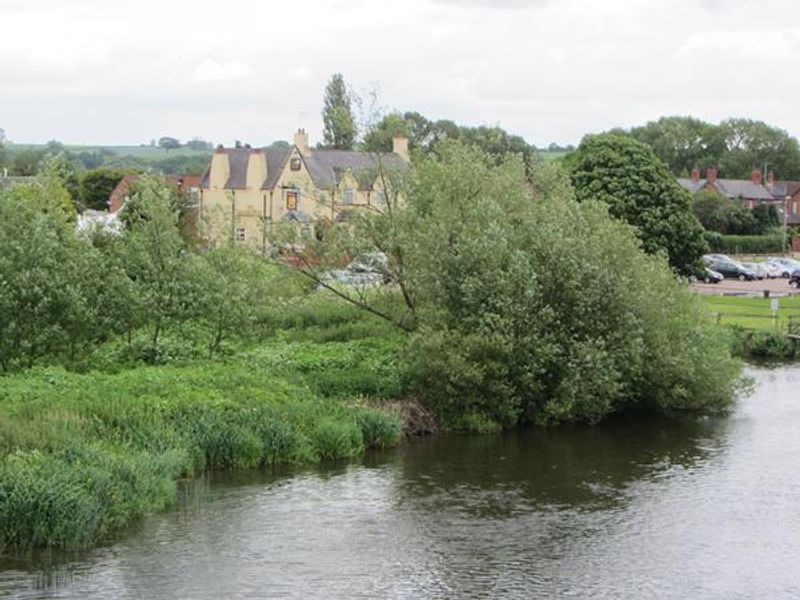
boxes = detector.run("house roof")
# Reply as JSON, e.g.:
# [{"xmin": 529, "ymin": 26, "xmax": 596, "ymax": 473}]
[
  {"xmin": 202, "ymin": 145, "xmax": 407, "ymax": 191},
  {"xmin": 771, "ymin": 181, "xmax": 800, "ymax": 200},
  {"xmin": 676, "ymin": 177, "xmax": 775, "ymax": 200}
]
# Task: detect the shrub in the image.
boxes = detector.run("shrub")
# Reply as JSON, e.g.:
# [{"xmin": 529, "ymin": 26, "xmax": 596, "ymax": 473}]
[{"xmin": 705, "ymin": 231, "xmax": 787, "ymax": 254}]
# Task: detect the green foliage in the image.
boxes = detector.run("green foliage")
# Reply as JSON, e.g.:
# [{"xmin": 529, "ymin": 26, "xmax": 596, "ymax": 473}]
[
  {"xmin": 362, "ymin": 110, "xmax": 538, "ymax": 174},
  {"xmin": 115, "ymin": 176, "xmax": 197, "ymax": 355},
  {"xmin": 0, "ymin": 352, "xmax": 403, "ymax": 550},
  {"xmin": 322, "ymin": 73, "xmax": 357, "ymax": 150},
  {"xmin": 335, "ymin": 141, "xmax": 740, "ymax": 429},
  {"xmin": 729, "ymin": 329, "xmax": 799, "ymax": 360},
  {"xmin": 622, "ymin": 116, "xmax": 800, "ymax": 180},
  {"xmin": 567, "ymin": 133, "xmax": 708, "ymax": 274},
  {"xmin": 692, "ymin": 190, "xmax": 757, "ymax": 234},
  {"xmin": 79, "ymin": 167, "xmax": 125, "ymax": 210},
  {"xmin": 10, "ymin": 148, "xmax": 45, "ymax": 176},
  {"xmin": 0, "ymin": 179, "xmax": 129, "ymax": 371},
  {"xmin": 704, "ymin": 231, "xmax": 787, "ymax": 254}
]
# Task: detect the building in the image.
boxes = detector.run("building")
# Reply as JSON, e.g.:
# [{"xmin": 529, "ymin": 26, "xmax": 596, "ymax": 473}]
[
  {"xmin": 765, "ymin": 173, "xmax": 800, "ymax": 227},
  {"xmin": 108, "ymin": 174, "xmax": 201, "ymax": 213},
  {"xmin": 199, "ymin": 129, "xmax": 409, "ymax": 248},
  {"xmin": 677, "ymin": 167, "xmax": 776, "ymax": 207}
]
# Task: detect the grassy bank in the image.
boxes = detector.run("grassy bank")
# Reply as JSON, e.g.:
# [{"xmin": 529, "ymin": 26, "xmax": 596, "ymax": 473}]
[
  {"xmin": 701, "ymin": 294, "xmax": 800, "ymax": 331},
  {"xmin": 0, "ymin": 334, "xmax": 404, "ymax": 552}
]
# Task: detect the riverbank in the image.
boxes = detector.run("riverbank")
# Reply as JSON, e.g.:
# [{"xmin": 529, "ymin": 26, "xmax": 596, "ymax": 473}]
[{"xmin": 0, "ymin": 336, "xmax": 404, "ymax": 552}]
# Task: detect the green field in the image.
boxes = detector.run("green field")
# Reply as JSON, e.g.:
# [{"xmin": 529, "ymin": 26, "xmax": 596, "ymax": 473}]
[{"xmin": 702, "ymin": 294, "xmax": 800, "ymax": 331}]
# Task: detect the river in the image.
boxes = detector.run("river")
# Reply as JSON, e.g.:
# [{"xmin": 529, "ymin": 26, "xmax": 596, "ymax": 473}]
[{"xmin": 1, "ymin": 365, "xmax": 799, "ymax": 599}]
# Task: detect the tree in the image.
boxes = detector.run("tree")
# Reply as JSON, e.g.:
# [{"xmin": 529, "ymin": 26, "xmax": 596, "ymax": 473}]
[
  {"xmin": 289, "ymin": 141, "xmax": 741, "ymax": 429},
  {"xmin": 117, "ymin": 176, "xmax": 198, "ymax": 357},
  {"xmin": 42, "ymin": 152, "xmax": 81, "ymax": 206},
  {"xmin": 566, "ymin": 133, "xmax": 708, "ymax": 274},
  {"xmin": 628, "ymin": 116, "xmax": 724, "ymax": 176},
  {"xmin": 10, "ymin": 148, "xmax": 45, "ymax": 176},
  {"xmin": 192, "ymin": 247, "xmax": 273, "ymax": 357},
  {"xmin": 361, "ymin": 113, "xmax": 409, "ymax": 153},
  {"xmin": 79, "ymin": 168, "xmax": 125, "ymax": 211},
  {"xmin": 185, "ymin": 137, "xmax": 212, "ymax": 151},
  {"xmin": 322, "ymin": 73, "xmax": 357, "ymax": 150},
  {"xmin": 717, "ymin": 118, "xmax": 800, "ymax": 180},
  {"xmin": 158, "ymin": 137, "xmax": 182, "ymax": 152},
  {"xmin": 692, "ymin": 190, "xmax": 756, "ymax": 235}
]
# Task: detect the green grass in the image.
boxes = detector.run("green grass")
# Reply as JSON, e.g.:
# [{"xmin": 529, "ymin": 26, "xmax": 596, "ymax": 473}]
[
  {"xmin": 701, "ymin": 295, "xmax": 800, "ymax": 332},
  {"xmin": 0, "ymin": 333, "xmax": 404, "ymax": 552}
]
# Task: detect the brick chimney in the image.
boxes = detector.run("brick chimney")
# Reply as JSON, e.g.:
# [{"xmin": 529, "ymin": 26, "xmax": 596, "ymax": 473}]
[
  {"xmin": 294, "ymin": 128, "xmax": 310, "ymax": 157},
  {"xmin": 691, "ymin": 167, "xmax": 700, "ymax": 183},
  {"xmin": 751, "ymin": 168, "xmax": 762, "ymax": 185},
  {"xmin": 706, "ymin": 167, "xmax": 718, "ymax": 185},
  {"xmin": 392, "ymin": 135, "xmax": 410, "ymax": 162}
]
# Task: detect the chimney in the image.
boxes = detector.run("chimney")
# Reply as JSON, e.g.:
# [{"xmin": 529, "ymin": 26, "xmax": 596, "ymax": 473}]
[
  {"xmin": 691, "ymin": 167, "xmax": 700, "ymax": 183},
  {"xmin": 706, "ymin": 167, "xmax": 718, "ymax": 185},
  {"xmin": 246, "ymin": 149, "xmax": 267, "ymax": 190},
  {"xmin": 392, "ymin": 135, "xmax": 410, "ymax": 162},
  {"xmin": 294, "ymin": 128, "xmax": 310, "ymax": 156},
  {"xmin": 767, "ymin": 171, "xmax": 775, "ymax": 187},
  {"xmin": 751, "ymin": 168, "xmax": 762, "ymax": 185},
  {"xmin": 209, "ymin": 148, "xmax": 230, "ymax": 189}
]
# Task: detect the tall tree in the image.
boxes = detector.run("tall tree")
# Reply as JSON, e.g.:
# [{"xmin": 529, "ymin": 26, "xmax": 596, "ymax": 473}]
[
  {"xmin": 628, "ymin": 116, "xmax": 724, "ymax": 176},
  {"xmin": 566, "ymin": 133, "xmax": 707, "ymax": 274},
  {"xmin": 79, "ymin": 167, "xmax": 125, "ymax": 211},
  {"xmin": 717, "ymin": 118, "xmax": 800, "ymax": 180},
  {"xmin": 322, "ymin": 73, "xmax": 357, "ymax": 150}
]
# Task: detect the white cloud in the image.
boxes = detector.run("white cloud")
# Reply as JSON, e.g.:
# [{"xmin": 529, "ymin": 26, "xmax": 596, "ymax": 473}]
[
  {"xmin": 190, "ymin": 59, "xmax": 255, "ymax": 84},
  {"xmin": 3, "ymin": 0, "xmax": 800, "ymax": 146}
]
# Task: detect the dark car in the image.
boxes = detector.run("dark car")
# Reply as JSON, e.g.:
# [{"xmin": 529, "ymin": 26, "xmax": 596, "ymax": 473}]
[
  {"xmin": 711, "ymin": 260, "xmax": 757, "ymax": 281},
  {"xmin": 790, "ymin": 270, "xmax": 800, "ymax": 289}
]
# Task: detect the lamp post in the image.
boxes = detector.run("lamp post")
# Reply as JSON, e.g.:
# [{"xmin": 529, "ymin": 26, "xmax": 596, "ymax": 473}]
[{"xmin": 784, "ymin": 195, "xmax": 790, "ymax": 256}]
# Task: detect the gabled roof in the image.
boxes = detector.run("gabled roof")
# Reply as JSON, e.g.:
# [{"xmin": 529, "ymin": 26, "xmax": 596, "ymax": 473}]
[
  {"xmin": 676, "ymin": 177, "xmax": 775, "ymax": 200},
  {"xmin": 771, "ymin": 181, "xmax": 800, "ymax": 200},
  {"xmin": 201, "ymin": 145, "xmax": 407, "ymax": 191}
]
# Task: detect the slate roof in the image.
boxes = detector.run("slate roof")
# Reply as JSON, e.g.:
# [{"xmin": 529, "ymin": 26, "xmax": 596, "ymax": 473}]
[
  {"xmin": 677, "ymin": 178, "xmax": 775, "ymax": 200},
  {"xmin": 201, "ymin": 145, "xmax": 406, "ymax": 191}
]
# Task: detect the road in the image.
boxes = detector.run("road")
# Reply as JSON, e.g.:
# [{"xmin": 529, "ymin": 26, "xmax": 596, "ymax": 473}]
[{"xmin": 691, "ymin": 277, "xmax": 800, "ymax": 296}]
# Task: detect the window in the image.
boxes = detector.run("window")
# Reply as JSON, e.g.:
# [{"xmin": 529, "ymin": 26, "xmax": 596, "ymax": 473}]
[
  {"xmin": 290, "ymin": 157, "xmax": 301, "ymax": 171},
  {"xmin": 374, "ymin": 190, "xmax": 386, "ymax": 207},
  {"xmin": 343, "ymin": 188, "xmax": 355, "ymax": 205},
  {"xmin": 286, "ymin": 190, "xmax": 298, "ymax": 210},
  {"xmin": 235, "ymin": 227, "xmax": 246, "ymax": 242}
]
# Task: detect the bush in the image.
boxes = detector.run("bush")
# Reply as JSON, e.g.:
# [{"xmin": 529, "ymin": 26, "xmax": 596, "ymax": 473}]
[{"xmin": 705, "ymin": 231, "xmax": 787, "ymax": 254}]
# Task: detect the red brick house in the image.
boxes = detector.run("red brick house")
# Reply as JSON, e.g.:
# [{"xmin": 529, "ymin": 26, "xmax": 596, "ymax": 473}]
[
  {"xmin": 108, "ymin": 174, "xmax": 202, "ymax": 213},
  {"xmin": 677, "ymin": 167, "xmax": 776, "ymax": 207}
]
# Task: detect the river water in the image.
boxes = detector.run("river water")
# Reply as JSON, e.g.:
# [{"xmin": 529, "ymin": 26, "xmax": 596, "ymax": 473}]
[{"xmin": 1, "ymin": 365, "xmax": 799, "ymax": 599}]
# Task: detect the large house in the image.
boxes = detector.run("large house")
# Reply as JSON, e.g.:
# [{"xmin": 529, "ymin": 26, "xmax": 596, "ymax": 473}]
[
  {"xmin": 677, "ymin": 167, "xmax": 776, "ymax": 206},
  {"xmin": 199, "ymin": 129, "xmax": 409, "ymax": 248},
  {"xmin": 678, "ymin": 167, "xmax": 800, "ymax": 226}
]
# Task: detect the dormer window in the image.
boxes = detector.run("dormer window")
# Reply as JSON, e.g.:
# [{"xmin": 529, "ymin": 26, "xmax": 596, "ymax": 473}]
[
  {"xmin": 343, "ymin": 188, "xmax": 355, "ymax": 205},
  {"xmin": 290, "ymin": 158, "xmax": 301, "ymax": 171}
]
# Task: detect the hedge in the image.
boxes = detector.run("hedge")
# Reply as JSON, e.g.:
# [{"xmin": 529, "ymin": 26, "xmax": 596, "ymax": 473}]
[{"xmin": 704, "ymin": 231, "xmax": 787, "ymax": 254}]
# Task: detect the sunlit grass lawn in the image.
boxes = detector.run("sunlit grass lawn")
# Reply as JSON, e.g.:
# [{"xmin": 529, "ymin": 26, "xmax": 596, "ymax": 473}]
[{"xmin": 702, "ymin": 294, "xmax": 800, "ymax": 331}]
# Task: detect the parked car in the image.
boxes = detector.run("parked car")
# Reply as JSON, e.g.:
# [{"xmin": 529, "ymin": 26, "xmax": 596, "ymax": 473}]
[
  {"xmin": 790, "ymin": 270, "xmax": 800, "ymax": 289},
  {"xmin": 767, "ymin": 257, "xmax": 800, "ymax": 278},
  {"xmin": 740, "ymin": 262, "xmax": 767, "ymax": 280},
  {"xmin": 760, "ymin": 262, "xmax": 783, "ymax": 279},
  {"xmin": 701, "ymin": 268, "xmax": 724, "ymax": 284},
  {"xmin": 710, "ymin": 260, "xmax": 757, "ymax": 281},
  {"xmin": 703, "ymin": 254, "xmax": 733, "ymax": 265}
]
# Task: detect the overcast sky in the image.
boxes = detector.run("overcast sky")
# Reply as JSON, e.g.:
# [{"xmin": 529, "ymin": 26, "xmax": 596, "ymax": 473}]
[{"xmin": 2, "ymin": 0, "xmax": 799, "ymax": 147}]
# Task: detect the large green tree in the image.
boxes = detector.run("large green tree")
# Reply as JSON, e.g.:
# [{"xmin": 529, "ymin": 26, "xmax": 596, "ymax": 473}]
[
  {"xmin": 290, "ymin": 141, "xmax": 741, "ymax": 429},
  {"xmin": 717, "ymin": 118, "xmax": 800, "ymax": 180},
  {"xmin": 79, "ymin": 167, "xmax": 125, "ymax": 210},
  {"xmin": 566, "ymin": 133, "xmax": 708, "ymax": 274},
  {"xmin": 322, "ymin": 73, "xmax": 357, "ymax": 150},
  {"xmin": 628, "ymin": 116, "xmax": 723, "ymax": 176}
]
